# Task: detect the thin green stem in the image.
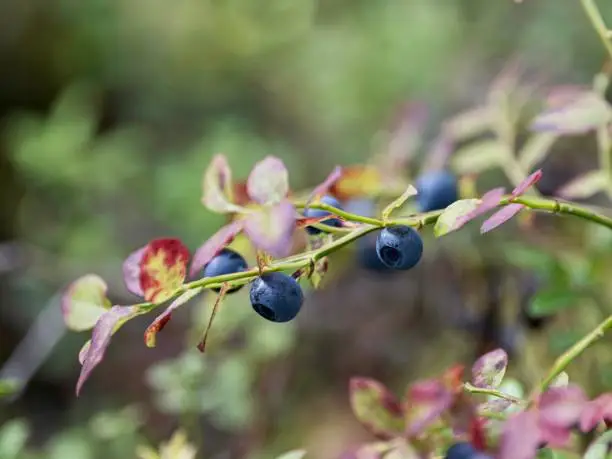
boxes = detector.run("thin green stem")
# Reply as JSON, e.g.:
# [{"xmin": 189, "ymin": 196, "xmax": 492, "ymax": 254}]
[
  {"xmin": 294, "ymin": 201, "xmax": 384, "ymax": 226},
  {"xmin": 534, "ymin": 314, "xmax": 612, "ymax": 397},
  {"xmin": 580, "ymin": 0, "xmax": 612, "ymax": 61},
  {"xmin": 463, "ymin": 382, "xmax": 524, "ymax": 405}
]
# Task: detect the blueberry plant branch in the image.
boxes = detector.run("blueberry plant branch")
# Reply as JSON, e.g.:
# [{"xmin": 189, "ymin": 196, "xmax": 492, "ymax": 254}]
[
  {"xmin": 580, "ymin": 0, "xmax": 612, "ymax": 61},
  {"xmin": 463, "ymin": 382, "xmax": 524, "ymax": 406}
]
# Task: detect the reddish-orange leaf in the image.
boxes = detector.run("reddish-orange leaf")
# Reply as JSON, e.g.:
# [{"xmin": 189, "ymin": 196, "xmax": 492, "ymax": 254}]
[
  {"xmin": 330, "ymin": 165, "xmax": 383, "ymax": 200},
  {"xmin": 139, "ymin": 238, "xmax": 190, "ymax": 304}
]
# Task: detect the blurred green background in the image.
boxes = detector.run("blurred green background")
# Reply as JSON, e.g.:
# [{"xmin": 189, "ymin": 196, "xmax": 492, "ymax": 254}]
[{"xmin": 1, "ymin": 1, "xmax": 612, "ymax": 458}]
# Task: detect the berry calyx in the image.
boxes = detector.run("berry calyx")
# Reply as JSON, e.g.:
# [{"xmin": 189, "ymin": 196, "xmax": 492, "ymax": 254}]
[
  {"xmin": 375, "ymin": 225, "xmax": 423, "ymax": 270},
  {"xmin": 249, "ymin": 272, "xmax": 304, "ymax": 323},
  {"xmin": 202, "ymin": 248, "xmax": 248, "ymax": 294},
  {"xmin": 416, "ymin": 170, "xmax": 459, "ymax": 212},
  {"xmin": 303, "ymin": 195, "xmax": 343, "ymax": 235}
]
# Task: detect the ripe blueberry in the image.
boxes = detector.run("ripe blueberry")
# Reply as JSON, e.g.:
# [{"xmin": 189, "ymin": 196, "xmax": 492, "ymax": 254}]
[
  {"xmin": 375, "ymin": 225, "xmax": 423, "ymax": 270},
  {"xmin": 202, "ymin": 248, "xmax": 248, "ymax": 293},
  {"xmin": 445, "ymin": 443, "xmax": 492, "ymax": 459},
  {"xmin": 249, "ymin": 272, "xmax": 304, "ymax": 323},
  {"xmin": 415, "ymin": 170, "xmax": 459, "ymax": 212},
  {"xmin": 303, "ymin": 195, "xmax": 343, "ymax": 235}
]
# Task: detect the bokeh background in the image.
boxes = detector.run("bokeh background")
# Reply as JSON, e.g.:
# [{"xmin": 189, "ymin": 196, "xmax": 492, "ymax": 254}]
[{"xmin": 2, "ymin": 1, "xmax": 612, "ymax": 458}]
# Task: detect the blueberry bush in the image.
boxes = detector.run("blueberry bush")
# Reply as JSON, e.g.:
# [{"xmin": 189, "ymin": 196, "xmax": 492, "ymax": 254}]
[{"xmin": 5, "ymin": 1, "xmax": 612, "ymax": 458}]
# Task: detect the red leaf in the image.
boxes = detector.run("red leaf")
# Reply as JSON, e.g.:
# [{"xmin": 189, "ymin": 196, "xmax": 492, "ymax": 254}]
[
  {"xmin": 246, "ymin": 156, "xmax": 289, "ymax": 205},
  {"xmin": 453, "ymin": 187, "xmax": 506, "ymax": 230},
  {"xmin": 330, "ymin": 165, "xmax": 383, "ymax": 200},
  {"xmin": 122, "ymin": 247, "xmax": 146, "ymax": 297},
  {"xmin": 579, "ymin": 393, "xmax": 612, "ymax": 432},
  {"xmin": 139, "ymin": 238, "xmax": 190, "ymax": 304},
  {"xmin": 470, "ymin": 417, "xmax": 487, "ymax": 451},
  {"xmin": 244, "ymin": 199, "xmax": 296, "ymax": 258},
  {"xmin": 539, "ymin": 384, "xmax": 587, "ymax": 430},
  {"xmin": 306, "ymin": 166, "xmax": 343, "ymax": 207},
  {"xmin": 190, "ymin": 221, "xmax": 245, "ymax": 278},
  {"xmin": 499, "ymin": 411, "xmax": 541, "ymax": 459},
  {"xmin": 404, "ymin": 379, "xmax": 453, "ymax": 437},
  {"xmin": 511, "ymin": 169, "xmax": 543, "ymax": 197},
  {"xmin": 144, "ymin": 287, "xmax": 203, "ymax": 348},
  {"xmin": 349, "ymin": 377, "xmax": 405, "ymax": 439},
  {"xmin": 296, "ymin": 215, "xmax": 334, "ymax": 229},
  {"xmin": 76, "ymin": 305, "xmax": 142, "ymax": 396},
  {"xmin": 480, "ymin": 204, "xmax": 524, "ymax": 233}
]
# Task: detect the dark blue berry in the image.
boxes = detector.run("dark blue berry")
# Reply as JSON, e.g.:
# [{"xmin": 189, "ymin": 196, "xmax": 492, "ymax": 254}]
[
  {"xmin": 375, "ymin": 225, "xmax": 423, "ymax": 270},
  {"xmin": 303, "ymin": 195, "xmax": 343, "ymax": 235},
  {"xmin": 416, "ymin": 170, "xmax": 459, "ymax": 212},
  {"xmin": 249, "ymin": 272, "xmax": 304, "ymax": 323},
  {"xmin": 445, "ymin": 442, "xmax": 476, "ymax": 459},
  {"xmin": 202, "ymin": 248, "xmax": 248, "ymax": 293}
]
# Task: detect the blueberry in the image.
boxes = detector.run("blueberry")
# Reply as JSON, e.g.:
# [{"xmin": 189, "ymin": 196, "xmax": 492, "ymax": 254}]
[
  {"xmin": 202, "ymin": 248, "xmax": 248, "ymax": 293},
  {"xmin": 445, "ymin": 442, "xmax": 494, "ymax": 459},
  {"xmin": 358, "ymin": 232, "xmax": 392, "ymax": 273},
  {"xmin": 415, "ymin": 170, "xmax": 459, "ymax": 212},
  {"xmin": 303, "ymin": 195, "xmax": 343, "ymax": 235},
  {"xmin": 375, "ymin": 225, "xmax": 423, "ymax": 270},
  {"xmin": 249, "ymin": 272, "xmax": 304, "ymax": 323}
]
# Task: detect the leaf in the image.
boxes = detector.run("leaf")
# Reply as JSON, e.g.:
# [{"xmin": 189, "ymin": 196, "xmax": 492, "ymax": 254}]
[
  {"xmin": 330, "ymin": 165, "xmax": 383, "ymax": 200},
  {"xmin": 201, "ymin": 154, "xmax": 244, "ymax": 213},
  {"xmin": 472, "ymin": 348, "xmax": 508, "ymax": 389},
  {"xmin": 434, "ymin": 199, "xmax": 480, "ymax": 237},
  {"xmin": 349, "ymin": 377, "xmax": 404, "ymax": 439},
  {"xmin": 539, "ymin": 385, "xmax": 587, "ymax": 432},
  {"xmin": 499, "ymin": 411, "xmax": 542, "ymax": 459},
  {"xmin": 190, "ymin": 220, "xmax": 245, "ymax": 278},
  {"xmin": 511, "ymin": 169, "xmax": 543, "ymax": 197},
  {"xmin": 443, "ymin": 106, "xmax": 493, "ymax": 141},
  {"xmin": 61, "ymin": 274, "xmax": 111, "ymax": 331},
  {"xmin": 246, "ymin": 156, "xmax": 289, "ymax": 205},
  {"xmin": 140, "ymin": 239, "xmax": 190, "ymax": 304},
  {"xmin": 531, "ymin": 91, "xmax": 612, "ymax": 134},
  {"xmin": 275, "ymin": 450, "xmax": 307, "ymax": 459},
  {"xmin": 579, "ymin": 393, "xmax": 612, "ymax": 433},
  {"xmin": 557, "ymin": 170, "xmax": 608, "ymax": 199},
  {"xmin": 480, "ymin": 203, "xmax": 524, "ymax": 234},
  {"xmin": 306, "ymin": 166, "xmax": 343, "ymax": 207},
  {"xmin": 77, "ymin": 305, "xmax": 144, "ymax": 396},
  {"xmin": 451, "ymin": 140, "xmax": 506, "ymax": 174},
  {"xmin": 197, "ymin": 284, "xmax": 230, "ymax": 352},
  {"xmin": 549, "ymin": 372, "xmax": 569, "ymax": 389},
  {"xmin": 518, "ymin": 133, "xmax": 558, "ymax": 171},
  {"xmin": 381, "ymin": 185, "xmax": 418, "ymax": 220},
  {"xmin": 528, "ymin": 289, "xmax": 583, "ymax": 317},
  {"xmin": 244, "ymin": 199, "xmax": 296, "ymax": 258},
  {"xmin": 584, "ymin": 430, "xmax": 612, "ymax": 459},
  {"xmin": 0, "ymin": 419, "xmax": 30, "ymax": 458},
  {"xmin": 123, "ymin": 247, "xmax": 146, "ymax": 297},
  {"xmin": 144, "ymin": 287, "xmax": 203, "ymax": 348},
  {"xmin": 0, "ymin": 379, "xmax": 20, "ymax": 399},
  {"xmin": 310, "ymin": 257, "xmax": 328, "ymax": 289},
  {"xmin": 453, "ymin": 187, "xmax": 506, "ymax": 230},
  {"xmin": 404, "ymin": 379, "xmax": 453, "ymax": 437}
]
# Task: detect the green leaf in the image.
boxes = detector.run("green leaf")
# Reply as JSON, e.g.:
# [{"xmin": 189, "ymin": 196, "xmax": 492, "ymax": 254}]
[
  {"xmin": 0, "ymin": 379, "xmax": 20, "ymax": 399},
  {"xmin": 0, "ymin": 419, "xmax": 30, "ymax": 458},
  {"xmin": 584, "ymin": 428, "xmax": 612, "ymax": 459},
  {"xmin": 61, "ymin": 274, "xmax": 112, "ymax": 332},
  {"xmin": 349, "ymin": 377, "xmax": 404, "ymax": 438},
  {"xmin": 382, "ymin": 184, "xmax": 418, "ymax": 220},
  {"xmin": 549, "ymin": 372, "xmax": 569, "ymax": 389},
  {"xmin": 451, "ymin": 140, "xmax": 507, "ymax": 174},
  {"xmin": 528, "ymin": 289, "xmax": 584, "ymax": 317},
  {"xmin": 444, "ymin": 106, "xmax": 493, "ymax": 141},
  {"xmin": 434, "ymin": 199, "xmax": 480, "ymax": 237},
  {"xmin": 518, "ymin": 132, "xmax": 558, "ymax": 171},
  {"xmin": 275, "ymin": 450, "xmax": 307, "ymax": 459},
  {"xmin": 557, "ymin": 170, "xmax": 608, "ymax": 200}
]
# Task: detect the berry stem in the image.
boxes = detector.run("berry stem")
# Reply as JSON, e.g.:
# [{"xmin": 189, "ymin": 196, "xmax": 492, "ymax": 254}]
[
  {"xmin": 580, "ymin": 0, "xmax": 612, "ymax": 61},
  {"xmin": 294, "ymin": 201, "xmax": 383, "ymax": 226},
  {"xmin": 532, "ymin": 313, "xmax": 612, "ymax": 397}
]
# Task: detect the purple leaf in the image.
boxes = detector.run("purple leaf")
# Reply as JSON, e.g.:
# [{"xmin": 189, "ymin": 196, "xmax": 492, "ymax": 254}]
[
  {"xmin": 306, "ymin": 166, "xmax": 343, "ymax": 208},
  {"xmin": 472, "ymin": 348, "xmax": 508, "ymax": 389},
  {"xmin": 531, "ymin": 91, "xmax": 612, "ymax": 134},
  {"xmin": 404, "ymin": 379, "xmax": 453, "ymax": 437},
  {"xmin": 76, "ymin": 305, "xmax": 143, "ymax": 396},
  {"xmin": 511, "ymin": 169, "xmax": 543, "ymax": 197},
  {"xmin": 61, "ymin": 274, "xmax": 111, "ymax": 332},
  {"xmin": 244, "ymin": 199, "xmax": 296, "ymax": 258},
  {"xmin": 201, "ymin": 154, "xmax": 244, "ymax": 213},
  {"xmin": 247, "ymin": 156, "xmax": 289, "ymax": 205},
  {"xmin": 190, "ymin": 220, "xmax": 245, "ymax": 278},
  {"xmin": 349, "ymin": 377, "xmax": 404, "ymax": 440},
  {"xmin": 144, "ymin": 287, "xmax": 203, "ymax": 348},
  {"xmin": 539, "ymin": 384, "xmax": 587, "ymax": 430},
  {"xmin": 579, "ymin": 393, "xmax": 612, "ymax": 432},
  {"xmin": 122, "ymin": 247, "xmax": 145, "ymax": 297},
  {"xmin": 480, "ymin": 204, "xmax": 524, "ymax": 234},
  {"xmin": 453, "ymin": 187, "xmax": 506, "ymax": 230},
  {"xmin": 499, "ymin": 411, "xmax": 541, "ymax": 459}
]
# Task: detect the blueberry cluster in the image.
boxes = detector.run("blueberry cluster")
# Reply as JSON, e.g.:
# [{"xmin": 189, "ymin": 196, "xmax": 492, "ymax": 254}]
[{"xmin": 445, "ymin": 442, "xmax": 492, "ymax": 459}]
